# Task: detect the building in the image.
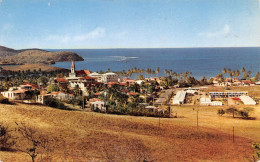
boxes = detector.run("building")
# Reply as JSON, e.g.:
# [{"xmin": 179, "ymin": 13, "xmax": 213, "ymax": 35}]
[
  {"xmin": 69, "ymin": 76, "xmax": 95, "ymax": 91},
  {"xmin": 200, "ymin": 97, "xmax": 222, "ymax": 106},
  {"xmin": 89, "ymin": 98, "xmax": 106, "ymax": 111},
  {"xmin": 172, "ymin": 91, "xmax": 186, "ymax": 105},
  {"xmin": 239, "ymin": 95, "xmax": 256, "ymax": 105},
  {"xmin": 1, "ymin": 88, "xmax": 26, "ymax": 100},
  {"xmin": 88, "ymin": 72, "xmax": 103, "ymax": 82},
  {"xmin": 209, "ymin": 92, "xmax": 248, "ymax": 98},
  {"xmin": 200, "ymin": 97, "xmax": 212, "ymax": 106},
  {"xmin": 102, "ymin": 72, "xmax": 119, "ymax": 83},
  {"xmin": 51, "ymin": 91, "xmax": 74, "ymax": 101},
  {"xmin": 69, "ymin": 61, "xmax": 76, "ymax": 78}
]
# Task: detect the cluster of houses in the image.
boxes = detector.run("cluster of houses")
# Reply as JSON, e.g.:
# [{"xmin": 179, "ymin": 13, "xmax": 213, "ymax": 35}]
[{"xmin": 211, "ymin": 77, "xmax": 260, "ymax": 87}]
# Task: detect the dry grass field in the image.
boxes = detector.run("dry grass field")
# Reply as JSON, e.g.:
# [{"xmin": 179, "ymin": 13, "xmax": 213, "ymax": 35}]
[
  {"xmin": 0, "ymin": 101, "xmax": 259, "ymax": 161},
  {"xmin": 1, "ymin": 64, "xmax": 66, "ymax": 72}
]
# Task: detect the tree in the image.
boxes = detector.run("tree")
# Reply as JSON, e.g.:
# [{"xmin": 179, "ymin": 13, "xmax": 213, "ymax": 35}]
[
  {"xmin": 226, "ymin": 107, "xmax": 238, "ymax": 118},
  {"xmin": 156, "ymin": 67, "xmax": 160, "ymax": 77},
  {"xmin": 217, "ymin": 109, "xmax": 225, "ymax": 116},
  {"xmin": 255, "ymin": 72, "xmax": 260, "ymax": 81},
  {"xmin": 38, "ymin": 76, "xmax": 49, "ymax": 87},
  {"xmin": 47, "ymin": 84, "xmax": 59, "ymax": 93},
  {"xmin": 15, "ymin": 122, "xmax": 53, "ymax": 162},
  {"xmin": 222, "ymin": 68, "xmax": 227, "ymax": 76},
  {"xmin": 0, "ymin": 123, "xmax": 16, "ymax": 151}
]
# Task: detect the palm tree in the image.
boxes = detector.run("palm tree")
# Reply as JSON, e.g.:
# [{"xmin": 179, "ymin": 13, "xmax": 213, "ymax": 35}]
[
  {"xmin": 222, "ymin": 68, "xmax": 227, "ymax": 78},
  {"xmin": 248, "ymin": 71, "xmax": 252, "ymax": 79},
  {"xmin": 156, "ymin": 67, "xmax": 160, "ymax": 77},
  {"xmin": 241, "ymin": 67, "xmax": 246, "ymax": 73}
]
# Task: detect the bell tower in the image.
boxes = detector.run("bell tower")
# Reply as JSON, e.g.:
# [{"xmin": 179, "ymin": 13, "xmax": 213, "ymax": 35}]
[{"xmin": 69, "ymin": 61, "xmax": 76, "ymax": 78}]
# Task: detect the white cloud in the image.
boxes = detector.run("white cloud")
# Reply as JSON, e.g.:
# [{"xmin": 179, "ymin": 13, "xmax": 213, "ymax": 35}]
[
  {"xmin": 198, "ymin": 24, "xmax": 230, "ymax": 38},
  {"xmin": 0, "ymin": 0, "xmax": 2, "ymax": 4},
  {"xmin": 46, "ymin": 27, "xmax": 106, "ymax": 43},
  {"xmin": 73, "ymin": 27, "xmax": 105, "ymax": 41},
  {"xmin": 48, "ymin": 2, "xmax": 51, "ymax": 6}
]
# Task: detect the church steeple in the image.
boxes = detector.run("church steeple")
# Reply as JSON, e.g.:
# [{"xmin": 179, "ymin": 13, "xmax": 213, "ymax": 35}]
[
  {"xmin": 69, "ymin": 61, "xmax": 76, "ymax": 78},
  {"xmin": 71, "ymin": 61, "xmax": 75, "ymax": 73}
]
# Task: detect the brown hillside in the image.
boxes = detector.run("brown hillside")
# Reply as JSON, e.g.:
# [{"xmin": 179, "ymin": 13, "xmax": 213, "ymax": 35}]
[{"xmin": 0, "ymin": 103, "xmax": 256, "ymax": 161}]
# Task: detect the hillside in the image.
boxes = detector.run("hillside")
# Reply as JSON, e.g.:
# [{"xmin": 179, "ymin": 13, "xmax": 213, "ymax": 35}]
[
  {"xmin": 1, "ymin": 63, "xmax": 66, "ymax": 72},
  {"xmin": 0, "ymin": 103, "xmax": 257, "ymax": 161},
  {"xmin": 0, "ymin": 45, "xmax": 84, "ymax": 65}
]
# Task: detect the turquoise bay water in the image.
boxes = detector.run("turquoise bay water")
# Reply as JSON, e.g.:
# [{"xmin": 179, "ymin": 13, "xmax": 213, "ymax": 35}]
[{"xmin": 51, "ymin": 47, "xmax": 260, "ymax": 79}]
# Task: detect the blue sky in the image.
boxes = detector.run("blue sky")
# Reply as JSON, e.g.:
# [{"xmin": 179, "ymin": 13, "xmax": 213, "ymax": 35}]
[{"xmin": 0, "ymin": 0, "xmax": 259, "ymax": 49}]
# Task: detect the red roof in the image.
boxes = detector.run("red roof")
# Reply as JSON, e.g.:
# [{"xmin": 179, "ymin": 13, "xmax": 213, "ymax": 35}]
[
  {"xmin": 56, "ymin": 78, "xmax": 68, "ymax": 82},
  {"xmin": 128, "ymin": 92, "xmax": 137, "ymax": 96},
  {"xmin": 107, "ymin": 82, "xmax": 119, "ymax": 85},
  {"xmin": 89, "ymin": 98, "xmax": 104, "ymax": 102},
  {"xmin": 241, "ymin": 80, "xmax": 254, "ymax": 84},
  {"xmin": 119, "ymin": 83, "xmax": 128, "ymax": 86},
  {"xmin": 94, "ymin": 92, "xmax": 101, "ymax": 96},
  {"xmin": 20, "ymin": 82, "xmax": 39, "ymax": 89},
  {"xmin": 76, "ymin": 70, "xmax": 92, "ymax": 76}
]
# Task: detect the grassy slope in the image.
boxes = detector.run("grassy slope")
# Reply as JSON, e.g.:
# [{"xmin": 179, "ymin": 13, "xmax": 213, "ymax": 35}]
[
  {"xmin": 0, "ymin": 103, "xmax": 257, "ymax": 161},
  {"xmin": 1, "ymin": 64, "xmax": 66, "ymax": 72}
]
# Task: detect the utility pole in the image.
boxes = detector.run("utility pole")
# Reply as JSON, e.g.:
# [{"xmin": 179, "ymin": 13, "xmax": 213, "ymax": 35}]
[
  {"xmin": 197, "ymin": 110, "xmax": 199, "ymax": 130},
  {"xmin": 233, "ymin": 126, "xmax": 235, "ymax": 143},
  {"xmin": 159, "ymin": 116, "xmax": 160, "ymax": 127}
]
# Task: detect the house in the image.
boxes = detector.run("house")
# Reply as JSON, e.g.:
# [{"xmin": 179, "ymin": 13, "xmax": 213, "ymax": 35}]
[
  {"xmin": 145, "ymin": 106, "xmax": 164, "ymax": 112},
  {"xmin": 1, "ymin": 88, "xmax": 26, "ymax": 100},
  {"xmin": 123, "ymin": 78, "xmax": 135, "ymax": 85},
  {"xmin": 88, "ymin": 72, "xmax": 103, "ymax": 82},
  {"xmin": 102, "ymin": 72, "xmax": 119, "ymax": 83},
  {"xmin": 36, "ymin": 94, "xmax": 52, "ymax": 104},
  {"xmin": 20, "ymin": 82, "xmax": 39, "ymax": 90},
  {"xmin": 51, "ymin": 91, "xmax": 74, "ymax": 101},
  {"xmin": 172, "ymin": 91, "xmax": 186, "ymax": 105},
  {"xmin": 135, "ymin": 80, "xmax": 144, "ymax": 85},
  {"xmin": 55, "ymin": 78, "xmax": 69, "ymax": 87},
  {"xmin": 89, "ymin": 98, "xmax": 106, "ymax": 111}
]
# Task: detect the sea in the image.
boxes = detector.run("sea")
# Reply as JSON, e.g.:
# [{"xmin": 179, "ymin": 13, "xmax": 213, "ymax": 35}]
[{"xmin": 50, "ymin": 47, "xmax": 260, "ymax": 79}]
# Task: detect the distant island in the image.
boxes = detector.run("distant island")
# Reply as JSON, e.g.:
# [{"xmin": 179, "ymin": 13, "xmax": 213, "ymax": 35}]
[{"xmin": 0, "ymin": 45, "xmax": 84, "ymax": 65}]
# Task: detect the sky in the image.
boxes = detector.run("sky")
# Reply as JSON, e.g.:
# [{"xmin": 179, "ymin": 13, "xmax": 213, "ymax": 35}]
[{"xmin": 0, "ymin": 0, "xmax": 259, "ymax": 49}]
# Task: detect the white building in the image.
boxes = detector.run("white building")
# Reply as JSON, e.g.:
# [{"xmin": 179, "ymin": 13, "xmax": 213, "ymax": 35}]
[
  {"xmin": 135, "ymin": 80, "xmax": 145, "ymax": 85},
  {"xmin": 88, "ymin": 72, "xmax": 103, "ymax": 82},
  {"xmin": 89, "ymin": 98, "xmax": 106, "ymax": 111},
  {"xmin": 102, "ymin": 72, "xmax": 119, "ymax": 83},
  {"xmin": 239, "ymin": 95, "xmax": 256, "ymax": 105},
  {"xmin": 200, "ymin": 97, "xmax": 212, "ymax": 106},
  {"xmin": 200, "ymin": 97, "xmax": 222, "ymax": 106},
  {"xmin": 172, "ymin": 91, "xmax": 186, "ymax": 105},
  {"xmin": 1, "ymin": 88, "xmax": 26, "ymax": 100}
]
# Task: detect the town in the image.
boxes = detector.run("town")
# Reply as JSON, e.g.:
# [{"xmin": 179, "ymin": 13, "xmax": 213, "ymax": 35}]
[{"xmin": 0, "ymin": 62, "xmax": 259, "ymax": 118}]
